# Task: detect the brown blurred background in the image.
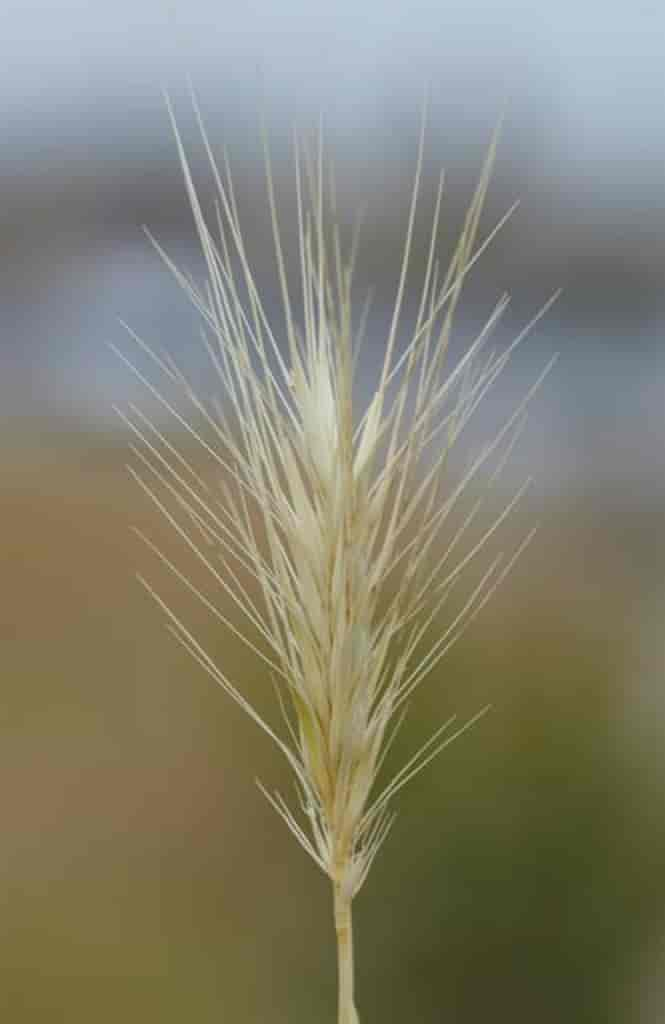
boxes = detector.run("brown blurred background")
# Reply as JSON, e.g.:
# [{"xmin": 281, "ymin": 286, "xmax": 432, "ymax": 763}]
[{"xmin": 2, "ymin": 2, "xmax": 665, "ymax": 1021}]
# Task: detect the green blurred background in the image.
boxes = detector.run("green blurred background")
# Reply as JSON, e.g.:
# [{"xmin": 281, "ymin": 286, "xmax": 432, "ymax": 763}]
[{"xmin": 3, "ymin": 2, "xmax": 665, "ymax": 1021}]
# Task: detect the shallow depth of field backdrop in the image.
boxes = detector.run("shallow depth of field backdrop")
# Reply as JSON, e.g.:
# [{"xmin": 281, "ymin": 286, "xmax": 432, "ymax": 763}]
[{"xmin": 3, "ymin": 2, "xmax": 665, "ymax": 1021}]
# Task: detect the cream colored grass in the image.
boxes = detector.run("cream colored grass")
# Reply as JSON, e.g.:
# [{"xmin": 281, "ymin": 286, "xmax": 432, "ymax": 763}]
[{"xmin": 114, "ymin": 98, "xmax": 555, "ymax": 1024}]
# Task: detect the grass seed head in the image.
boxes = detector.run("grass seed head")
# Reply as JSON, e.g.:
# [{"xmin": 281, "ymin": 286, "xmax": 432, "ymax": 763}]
[{"xmin": 120, "ymin": 99, "xmax": 553, "ymax": 901}]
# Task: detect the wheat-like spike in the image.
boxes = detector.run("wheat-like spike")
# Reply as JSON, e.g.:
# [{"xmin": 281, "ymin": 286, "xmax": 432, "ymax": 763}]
[{"xmin": 117, "ymin": 100, "xmax": 554, "ymax": 1024}]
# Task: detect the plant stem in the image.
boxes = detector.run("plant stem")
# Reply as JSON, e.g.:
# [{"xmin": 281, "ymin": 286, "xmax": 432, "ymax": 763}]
[{"xmin": 334, "ymin": 880, "xmax": 358, "ymax": 1024}]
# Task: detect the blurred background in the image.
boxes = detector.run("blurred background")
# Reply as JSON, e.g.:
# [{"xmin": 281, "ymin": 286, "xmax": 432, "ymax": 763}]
[{"xmin": 3, "ymin": 1, "xmax": 665, "ymax": 1021}]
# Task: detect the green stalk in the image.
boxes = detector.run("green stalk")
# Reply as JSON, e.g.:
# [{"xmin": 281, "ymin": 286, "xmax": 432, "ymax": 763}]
[{"xmin": 334, "ymin": 880, "xmax": 359, "ymax": 1024}]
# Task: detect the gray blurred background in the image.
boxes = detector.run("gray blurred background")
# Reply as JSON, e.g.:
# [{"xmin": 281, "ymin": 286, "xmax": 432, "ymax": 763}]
[{"xmin": 3, "ymin": 1, "xmax": 665, "ymax": 1021}]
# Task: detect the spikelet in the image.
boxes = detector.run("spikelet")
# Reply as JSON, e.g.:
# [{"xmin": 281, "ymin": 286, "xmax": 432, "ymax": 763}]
[{"xmin": 114, "ymin": 100, "xmax": 555, "ymax": 909}]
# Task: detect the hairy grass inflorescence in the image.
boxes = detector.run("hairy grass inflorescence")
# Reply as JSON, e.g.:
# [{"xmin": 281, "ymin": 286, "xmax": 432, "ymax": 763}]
[{"xmin": 114, "ymin": 98, "xmax": 555, "ymax": 1024}]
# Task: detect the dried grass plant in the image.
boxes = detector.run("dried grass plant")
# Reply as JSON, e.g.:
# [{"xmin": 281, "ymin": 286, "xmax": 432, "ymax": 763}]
[{"xmin": 114, "ymin": 98, "xmax": 555, "ymax": 1023}]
